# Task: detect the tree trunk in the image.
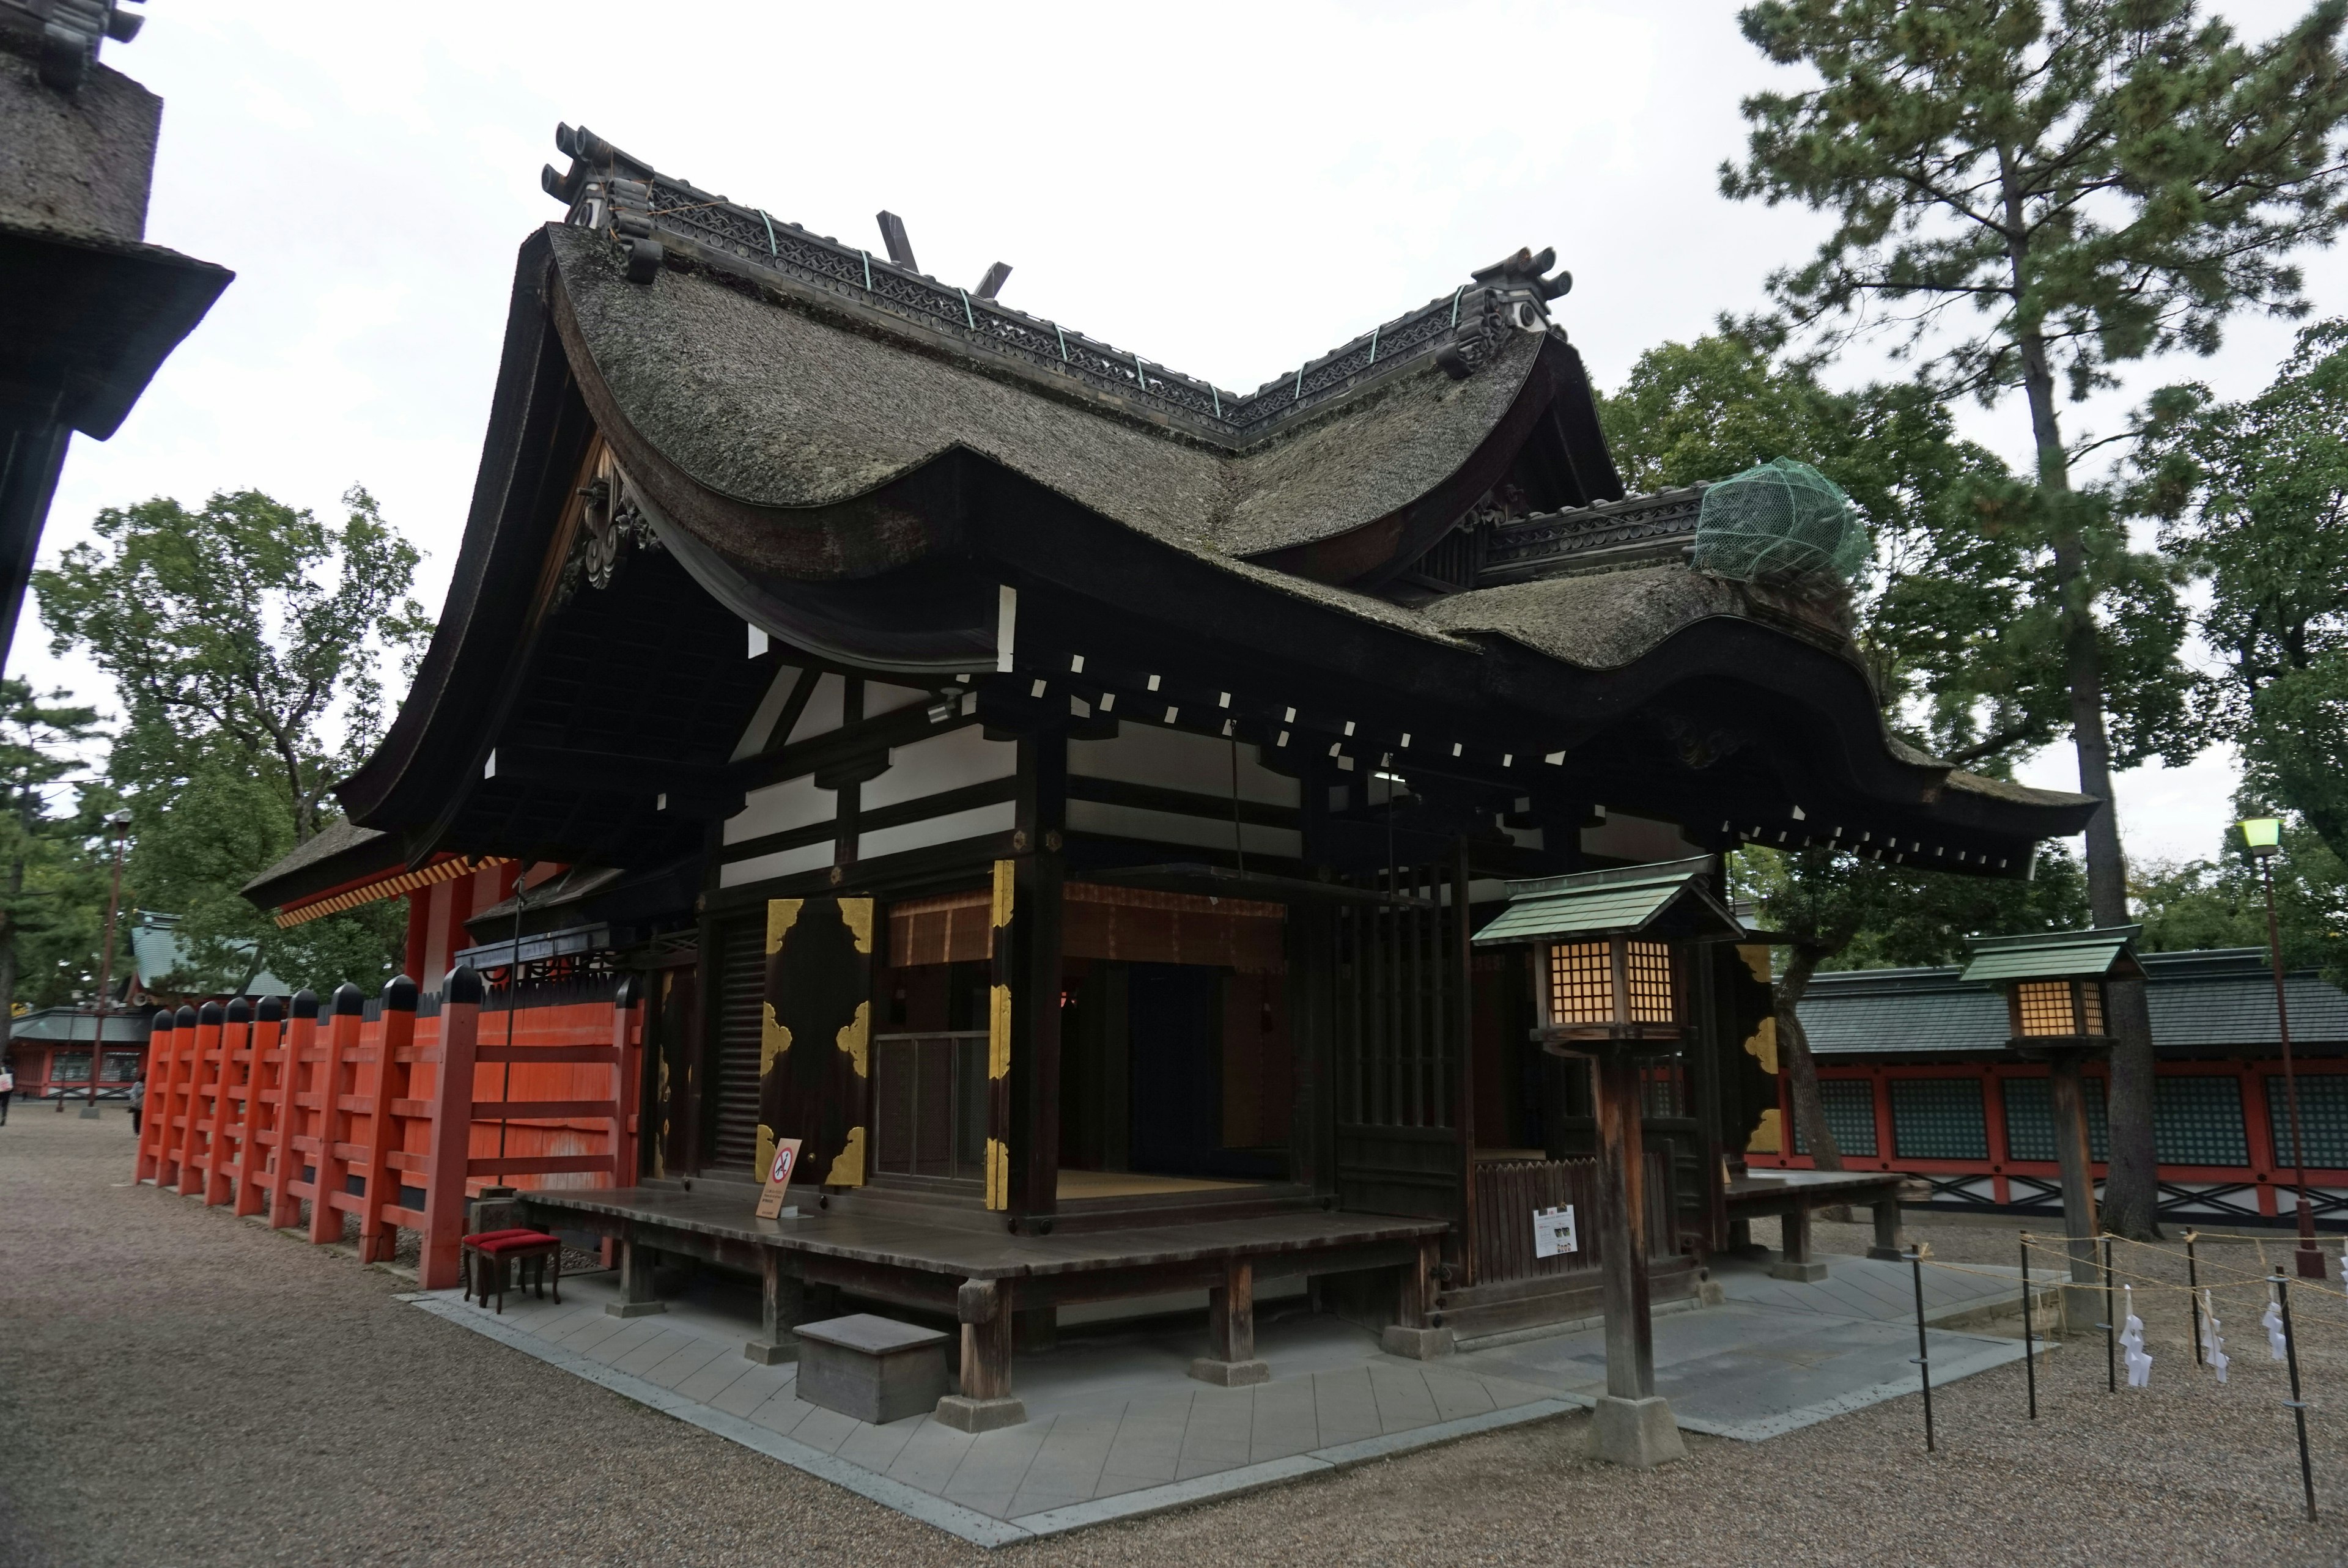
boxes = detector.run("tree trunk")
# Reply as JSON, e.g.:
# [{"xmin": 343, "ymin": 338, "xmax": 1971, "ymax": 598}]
[
  {"xmin": 1776, "ymin": 945, "xmax": 1842, "ymax": 1171},
  {"xmin": 2020, "ymin": 326, "xmax": 2162, "ymax": 1238}
]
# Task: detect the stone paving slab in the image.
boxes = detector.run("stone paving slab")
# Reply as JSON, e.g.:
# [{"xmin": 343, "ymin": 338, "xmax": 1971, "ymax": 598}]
[{"xmin": 406, "ymin": 1254, "xmax": 2034, "ymax": 1545}]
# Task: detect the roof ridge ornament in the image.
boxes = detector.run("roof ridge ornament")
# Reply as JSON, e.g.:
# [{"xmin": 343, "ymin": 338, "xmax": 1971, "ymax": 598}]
[{"xmin": 533, "ymin": 125, "xmax": 1545, "ymax": 437}]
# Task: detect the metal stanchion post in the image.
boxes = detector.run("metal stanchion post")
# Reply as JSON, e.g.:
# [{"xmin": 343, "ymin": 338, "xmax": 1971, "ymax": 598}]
[
  {"xmin": 2275, "ymin": 1269, "xmax": 2317, "ymax": 1523},
  {"xmin": 2186, "ymin": 1229, "xmax": 2202, "ymax": 1366},
  {"xmin": 2019, "ymin": 1233, "xmax": 2038, "ymax": 1420},
  {"xmin": 1909, "ymin": 1243, "xmax": 1935, "ymax": 1452},
  {"xmin": 2113, "ymin": 1230, "xmax": 2132, "ymax": 1389}
]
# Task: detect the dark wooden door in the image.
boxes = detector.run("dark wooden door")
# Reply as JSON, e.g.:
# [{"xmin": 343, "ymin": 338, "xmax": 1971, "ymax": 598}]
[{"xmin": 759, "ymin": 897, "xmax": 875, "ymax": 1188}]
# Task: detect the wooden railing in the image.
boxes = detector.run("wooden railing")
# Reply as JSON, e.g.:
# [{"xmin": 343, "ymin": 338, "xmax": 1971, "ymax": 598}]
[
  {"xmin": 133, "ymin": 967, "xmax": 641, "ymax": 1289},
  {"xmin": 1472, "ymin": 1151, "xmax": 1675, "ymax": 1286}
]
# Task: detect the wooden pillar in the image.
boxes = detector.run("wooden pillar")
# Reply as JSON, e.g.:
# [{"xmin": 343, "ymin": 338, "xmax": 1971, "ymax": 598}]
[
  {"xmin": 135, "ymin": 1009, "xmax": 172, "ymax": 1183},
  {"xmin": 357, "ymin": 976, "xmax": 418, "ymax": 1264},
  {"xmin": 1870, "ymin": 1194, "xmax": 1908, "ymax": 1261},
  {"xmin": 1592, "ymin": 1047, "xmax": 1655, "ymax": 1401},
  {"xmin": 745, "ymin": 1249, "xmax": 806, "ymax": 1364},
  {"xmin": 611, "ymin": 976, "xmax": 640, "ymax": 1186},
  {"xmin": 177, "ymin": 1002, "xmax": 223, "ymax": 1198},
  {"xmin": 160, "ymin": 1004, "xmax": 199, "ymax": 1187},
  {"xmin": 1005, "ymin": 724, "xmax": 1066, "ymax": 1229},
  {"xmin": 308, "ymin": 985, "xmax": 365, "ymax": 1243},
  {"xmin": 937, "ymin": 1276, "xmax": 1026, "ymax": 1432},
  {"xmin": 267, "ymin": 992, "xmax": 317, "ymax": 1231},
  {"xmin": 608, "ymin": 1231, "xmax": 666, "ymax": 1319},
  {"xmin": 419, "ymin": 968, "xmax": 480, "ymax": 1290},
  {"xmin": 233, "ymin": 998, "xmax": 279, "ymax": 1218},
  {"xmin": 1451, "ymin": 839, "xmax": 1480, "ymax": 1285},
  {"xmin": 2047, "ymin": 1047, "xmax": 2103, "ymax": 1320},
  {"xmin": 1584, "ymin": 1040, "xmax": 1687, "ymax": 1465},
  {"xmin": 1191, "ymin": 1257, "xmax": 1270, "ymax": 1385}
]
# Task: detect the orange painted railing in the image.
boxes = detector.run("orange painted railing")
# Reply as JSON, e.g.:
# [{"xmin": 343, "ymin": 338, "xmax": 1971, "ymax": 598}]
[{"xmin": 133, "ymin": 966, "xmax": 642, "ymax": 1289}]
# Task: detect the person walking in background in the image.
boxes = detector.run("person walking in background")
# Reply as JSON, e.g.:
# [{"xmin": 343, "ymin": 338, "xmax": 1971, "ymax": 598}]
[
  {"xmin": 0, "ymin": 1061, "xmax": 13, "ymax": 1125},
  {"xmin": 127, "ymin": 1071, "xmax": 142, "ymax": 1136}
]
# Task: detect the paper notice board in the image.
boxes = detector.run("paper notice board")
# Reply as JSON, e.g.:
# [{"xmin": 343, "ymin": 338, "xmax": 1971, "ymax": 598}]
[
  {"xmin": 756, "ymin": 1138, "xmax": 804, "ymax": 1220},
  {"xmin": 1532, "ymin": 1205, "xmax": 1577, "ymax": 1259}
]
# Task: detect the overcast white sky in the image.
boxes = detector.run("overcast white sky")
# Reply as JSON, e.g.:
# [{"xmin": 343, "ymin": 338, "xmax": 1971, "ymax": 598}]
[{"xmin": 34, "ymin": 0, "xmax": 2348, "ymax": 866}]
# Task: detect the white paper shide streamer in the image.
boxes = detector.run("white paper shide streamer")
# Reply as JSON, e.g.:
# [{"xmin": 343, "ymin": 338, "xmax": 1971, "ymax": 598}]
[
  {"xmin": 2263, "ymin": 1285, "xmax": 2289, "ymax": 1362},
  {"xmin": 2119, "ymin": 1284, "xmax": 2153, "ymax": 1388},
  {"xmin": 2201, "ymin": 1288, "xmax": 2229, "ymax": 1385}
]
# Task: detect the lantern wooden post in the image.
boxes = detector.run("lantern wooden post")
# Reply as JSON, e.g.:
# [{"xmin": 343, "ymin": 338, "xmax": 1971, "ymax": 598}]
[
  {"xmin": 1472, "ymin": 858, "xmax": 1737, "ymax": 1470},
  {"xmin": 1963, "ymin": 927, "xmax": 2145, "ymax": 1327}
]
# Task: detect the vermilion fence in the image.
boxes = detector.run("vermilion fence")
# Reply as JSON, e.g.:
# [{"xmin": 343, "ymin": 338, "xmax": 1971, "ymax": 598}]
[{"xmin": 133, "ymin": 967, "xmax": 643, "ymax": 1289}]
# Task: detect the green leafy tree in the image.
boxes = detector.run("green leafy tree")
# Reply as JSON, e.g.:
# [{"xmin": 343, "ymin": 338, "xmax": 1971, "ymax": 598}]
[
  {"xmin": 1720, "ymin": 0, "xmax": 2348, "ymax": 1235},
  {"xmin": 2132, "ymin": 831, "xmax": 2348, "ymax": 975},
  {"xmin": 0, "ymin": 680, "xmax": 103, "ymax": 1071},
  {"xmin": 2135, "ymin": 320, "xmax": 2348, "ymax": 871},
  {"xmin": 1607, "ymin": 337, "xmax": 2101, "ymax": 1158},
  {"xmin": 34, "ymin": 488, "xmax": 432, "ymax": 993},
  {"xmin": 1733, "ymin": 843, "xmax": 2089, "ymax": 1168}
]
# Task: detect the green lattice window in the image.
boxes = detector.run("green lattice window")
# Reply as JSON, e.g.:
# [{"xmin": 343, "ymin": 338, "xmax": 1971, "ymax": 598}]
[
  {"xmin": 2002, "ymin": 1077, "xmax": 2109, "ymax": 1163},
  {"xmin": 2267, "ymin": 1074, "xmax": 2348, "ymax": 1169},
  {"xmin": 1891, "ymin": 1078, "xmax": 1988, "ymax": 1160},
  {"xmin": 2154, "ymin": 1077, "xmax": 2247, "ymax": 1167},
  {"xmin": 1792, "ymin": 1078, "xmax": 1878, "ymax": 1157}
]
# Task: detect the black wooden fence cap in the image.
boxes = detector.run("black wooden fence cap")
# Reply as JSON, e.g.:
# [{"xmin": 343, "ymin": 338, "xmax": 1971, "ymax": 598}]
[
  {"xmin": 174, "ymin": 1004, "xmax": 198, "ymax": 1028},
  {"xmin": 382, "ymin": 974, "xmax": 419, "ymax": 1012},
  {"xmin": 290, "ymin": 988, "xmax": 320, "ymax": 1020},
  {"xmin": 197, "ymin": 1001, "xmax": 224, "ymax": 1025},
  {"xmin": 225, "ymin": 997, "xmax": 251, "ymax": 1024},
  {"xmin": 443, "ymin": 964, "xmax": 485, "ymax": 1006},
  {"xmin": 257, "ymin": 995, "xmax": 284, "ymax": 1023},
  {"xmin": 331, "ymin": 982, "xmax": 366, "ymax": 1017},
  {"xmin": 152, "ymin": 1007, "xmax": 175, "ymax": 1032}
]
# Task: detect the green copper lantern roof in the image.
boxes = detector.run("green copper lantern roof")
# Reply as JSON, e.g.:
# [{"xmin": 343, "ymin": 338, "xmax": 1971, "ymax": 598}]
[
  {"xmin": 1471, "ymin": 856, "xmax": 1744, "ymax": 946},
  {"xmin": 1959, "ymin": 925, "xmax": 2144, "ymax": 984}
]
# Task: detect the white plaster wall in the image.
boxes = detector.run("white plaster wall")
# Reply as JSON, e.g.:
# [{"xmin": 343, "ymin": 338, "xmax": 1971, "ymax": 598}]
[
  {"xmin": 863, "ymin": 724, "xmax": 1016, "ymax": 812},
  {"xmin": 1068, "ymin": 727, "xmax": 1298, "ymax": 807},
  {"xmin": 1066, "ymin": 799, "xmax": 1304, "ymax": 858},
  {"xmin": 725, "ymin": 773, "xmax": 835, "ymax": 846}
]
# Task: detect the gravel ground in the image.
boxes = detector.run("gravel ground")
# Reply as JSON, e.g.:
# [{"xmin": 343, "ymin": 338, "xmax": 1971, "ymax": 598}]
[{"xmin": 6, "ymin": 1110, "xmax": 2348, "ymax": 1566}]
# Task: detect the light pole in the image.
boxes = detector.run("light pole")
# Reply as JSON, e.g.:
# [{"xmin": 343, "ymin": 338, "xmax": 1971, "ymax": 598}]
[
  {"xmin": 2239, "ymin": 815, "xmax": 2326, "ymax": 1280},
  {"xmin": 80, "ymin": 808, "xmax": 132, "ymax": 1121}
]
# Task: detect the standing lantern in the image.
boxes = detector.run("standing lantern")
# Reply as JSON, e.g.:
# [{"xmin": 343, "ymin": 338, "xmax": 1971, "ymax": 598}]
[
  {"xmin": 1962, "ymin": 925, "xmax": 2143, "ymax": 1324},
  {"xmin": 1474, "ymin": 856, "xmax": 1742, "ymax": 1469}
]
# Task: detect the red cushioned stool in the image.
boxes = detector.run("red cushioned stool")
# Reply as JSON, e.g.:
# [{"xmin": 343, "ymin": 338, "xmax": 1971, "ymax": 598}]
[{"xmin": 462, "ymin": 1228, "xmax": 562, "ymax": 1314}]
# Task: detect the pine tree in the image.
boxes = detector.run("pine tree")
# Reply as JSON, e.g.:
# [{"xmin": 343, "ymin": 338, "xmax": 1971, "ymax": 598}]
[{"xmin": 1722, "ymin": 0, "xmax": 2348, "ymax": 1235}]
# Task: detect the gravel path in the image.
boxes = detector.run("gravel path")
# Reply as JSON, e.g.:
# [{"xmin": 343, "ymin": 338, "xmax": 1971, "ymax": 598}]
[{"xmin": 6, "ymin": 1110, "xmax": 2348, "ymax": 1565}]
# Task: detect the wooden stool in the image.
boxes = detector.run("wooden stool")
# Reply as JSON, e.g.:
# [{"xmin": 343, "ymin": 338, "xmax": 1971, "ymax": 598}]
[{"xmin": 462, "ymin": 1228, "xmax": 563, "ymax": 1313}]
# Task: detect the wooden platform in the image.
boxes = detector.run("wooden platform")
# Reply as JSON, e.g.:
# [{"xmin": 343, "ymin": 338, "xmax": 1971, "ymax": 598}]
[
  {"xmin": 1725, "ymin": 1168, "xmax": 1916, "ymax": 1274},
  {"xmin": 522, "ymin": 1185, "xmax": 1444, "ymax": 1288},
  {"xmin": 519, "ymin": 1185, "xmax": 1452, "ymax": 1421}
]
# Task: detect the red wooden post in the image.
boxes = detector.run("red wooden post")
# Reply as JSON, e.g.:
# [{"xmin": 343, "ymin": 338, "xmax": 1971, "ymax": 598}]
[
  {"xmin": 357, "ymin": 976, "xmax": 418, "ymax": 1264},
  {"xmin": 204, "ymin": 999, "xmax": 250, "ymax": 1205},
  {"xmin": 177, "ymin": 1002, "xmax": 224, "ymax": 1198},
  {"xmin": 268, "ymin": 992, "xmax": 318, "ymax": 1230},
  {"xmin": 234, "ymin": 998, "xmax": 281, "ymax": 1218},
  {"xmin": 163, "ymin": 1004, "xmax": 202, "ymax": 1187},
  {"xmin": 610, "ymin": 976, "xmax": 640, "ymax": 1187},
  {"xmin": 135, "ymin": 1009, "xmax": 174, "ymax": 1183},
  {"xmin": 308, "ymin": 984, "xmax": 366, "ymax": 1245},
  {"xmin": 421, "ymin": 965, "xmax": 484, "ymax": 1290}
]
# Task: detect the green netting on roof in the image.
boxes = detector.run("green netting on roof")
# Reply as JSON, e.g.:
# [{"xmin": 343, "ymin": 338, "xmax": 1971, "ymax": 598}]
[{"xmin": 1691, "ymin": 458, "xmax": 1866, "ymax": 585}]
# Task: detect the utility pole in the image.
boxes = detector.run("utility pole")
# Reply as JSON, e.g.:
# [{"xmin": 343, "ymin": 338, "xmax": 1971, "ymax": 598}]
[
  {"xmin": 81, "ymin": 809, "xmax": 131, "ymax": 1120},
  {"xmin": 2239, "ymin": 817, "xmax": 2325, "ymax": 1280}
]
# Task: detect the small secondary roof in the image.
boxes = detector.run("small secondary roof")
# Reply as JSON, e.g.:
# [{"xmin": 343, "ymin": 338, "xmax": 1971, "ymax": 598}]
[
  {"xmin": 1472, "ymin": 856, "xmax": 1743, "ymax": 946},
  {"xmin": 1960, "ymin": 925, "xmax": 2144, "ymax": 984}
]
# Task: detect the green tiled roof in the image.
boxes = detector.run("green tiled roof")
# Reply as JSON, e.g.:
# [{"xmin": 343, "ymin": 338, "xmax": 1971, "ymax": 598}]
[
  {"xmin": 1959, "ymin": 925, "xmax": 2142, "ymax": 984},
  {"xmin": 1471, "ymin": 856, "xmax": 1741, "ymax": 946}
]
